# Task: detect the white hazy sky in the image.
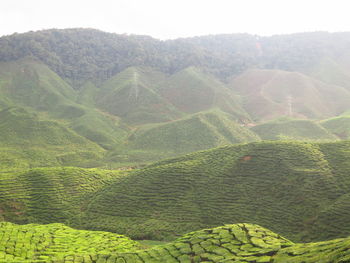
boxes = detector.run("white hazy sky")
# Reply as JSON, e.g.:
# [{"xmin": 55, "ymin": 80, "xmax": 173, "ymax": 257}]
[{"xmin": 1, "ymin": 0, "xmax": 349, "ymax": 39}]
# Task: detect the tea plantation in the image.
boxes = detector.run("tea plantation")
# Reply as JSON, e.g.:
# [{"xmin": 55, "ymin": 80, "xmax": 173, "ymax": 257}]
[
  {"xmin": 0, "ymin": 222, "xmax": 350, "ymax": 262},
  {"xmin": 0, "ymin": 222, "xmax": 140, "ymax": 262},
  {"xmin": 0, "ymin": 167, "xmax": 125, "ymax": 224},
  {"xmin": 82, "ymin": 141, "xmax": 350, "ymax": 241}
]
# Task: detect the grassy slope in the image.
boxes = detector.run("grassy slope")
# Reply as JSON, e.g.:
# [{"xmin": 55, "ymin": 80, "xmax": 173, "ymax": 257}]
[
  {"xmin": 321, "ymin": 114, "xmax": 350, "ymax": 139},
  {"xmin": 251, "ymin": 117, "xmax": 338, "ymax": 141},
  {"xmin": 1, "ymin": 222, "xmax": 350, "ymax": 263},
  {"xmin": 128, "ymin": 110, "xmax": 259, "ymax": 153},
  {"xmin": 158, "ymin": 66, "xmax": 250, "ymax": 122},
  {"xmin": 0, "ymin": 107, "xmax": 105, "ymax": 168},
  {"xmin": 305, "ymin": 57, "xmax": 350, "ymax": 90},
  {"xmin": 0, "ymin": 58, "xmax": 79, "ymax": 119},
  {"xmin": 230, "ymin": 69, "xmax": 350, "ymax": 121},
  {"xmin": 0, "ymin": 58, "xmax": 129, "ymax": 152},
  {"xmin": 82, "ymin": 141, "xmax": 350, "ymax": 242},
  {"xmin": 95, "ymin": 67, "xmax": 182, "ymax": 125},
  {"xmin": 106, "ymin": 110, "xmax": 259, "ymax": 168}
]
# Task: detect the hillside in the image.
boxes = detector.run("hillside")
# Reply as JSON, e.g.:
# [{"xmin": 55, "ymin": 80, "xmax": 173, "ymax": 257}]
[
  {"xmin": 251, "ymin": 118, "xmax": 338, "ymax": 141},
  {"xmin": 0, "ymin": 107, "xmax": 104, "ymax": 168},
  {"xmin": 81, "ymin": 141, "xmax": 350, "ymax": 242},
  {"xmin": 2, "ymin": 27, "xmax": 350, "ymax": 263},
  {"xmin": 321, "ymin": 114, "xmax": 350, "ymax": 139},
  {"xmin": 127, "ymin": 110, "xmax": 259, "ymax": 155},
  {"xmin": 158, "ymin": 67, "xmax": 250, "ymax": 121},
  {"xmin": 230, "ymin": 69, "xmax": 350, "ymax": 121},
  {"xmin": 2, "ymin": 30, "xmax": 350, "ymax": 168},
  {"xmin": 1, "ymin": 141, "xmax": 350, "ymax": 244},
  {"xmin": 95, "ymin": 67, "xmax": 181, "ymax": 124},
  {"xmin": 0, "ymin": 167, "xmax": 123, "ymax": 224},
  {"xmin": 0, "ymin": 58, "xmax": 129, "ymax": 150},
  {"xmin": 1, "ymin": 222, "xmax": 350, "ymax": 262},
  {"xmin": 0, "ymin": 58, "xmax": 77, "ymax": 118}
]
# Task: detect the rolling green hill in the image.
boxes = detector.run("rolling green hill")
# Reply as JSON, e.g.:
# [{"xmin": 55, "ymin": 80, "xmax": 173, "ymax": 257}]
[
  {"xmin": 127, "ymin": 110, "xmax": 259, "ymax": 154},
  {"xmin": 1, "ymin": 222, "xmax": 350, "ymax": 262},
  {"xmin": 81, "ymin": 141, "xmax": 350, "ymax": 242},
  {"xmin": 321, "ymin": 115, "xmax": 350, "ymax": 139},
  {"xmin": 0, "ymin": 167, "xmax": 123, "ymax": 224},
  {"xmin": 158, "ymin": 67, "xmax": 250, "ymax": 122},
  {"xmin": 95, "ymin": 67, "xmax": 181, "ymax": 124},
  {"xmin": 0, "ymin": 58, "xmax": 79, "ymax": 119},
  {"xmin": 0, "ymin": 58, "xmax": 129, "ymax": 151},
  {"xmin": 1, "ymin": 141, "xmax": 349, "ymax": 244},
  {"xmin": 304, "ymin": 57, "xmax": 350, "ymax": 90},
  {"xmin": 0, "ymin": 107, "xmax": 105, "ymax": 168},
  {"xmin": 251, "ymin": 118, "xmax": 338, "ymax": 141},
  {"xmin": 230, "ymin": 69, "xmax": 350, "ymax": 121}
]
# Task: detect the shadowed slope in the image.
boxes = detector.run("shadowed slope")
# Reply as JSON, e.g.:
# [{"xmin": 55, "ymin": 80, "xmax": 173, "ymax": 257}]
[{"xmin": 0, "ymin": 167, "xmax": 124, "ymax": 224}]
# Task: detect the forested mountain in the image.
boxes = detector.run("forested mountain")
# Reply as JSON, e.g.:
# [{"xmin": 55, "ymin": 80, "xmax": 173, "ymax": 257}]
[
  {"xmin": 1, "ymin": 29, "xmax": 350, "ymax": 166},
  {"xmin": 2, "ymin": 29, "xmax": 350, "ymax": 87}
]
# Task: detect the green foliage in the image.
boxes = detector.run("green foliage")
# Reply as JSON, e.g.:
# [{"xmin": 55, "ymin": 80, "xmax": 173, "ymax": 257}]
[{"xmin": 0, "ymin": 29, "xmax": 219, "ymax": 86}]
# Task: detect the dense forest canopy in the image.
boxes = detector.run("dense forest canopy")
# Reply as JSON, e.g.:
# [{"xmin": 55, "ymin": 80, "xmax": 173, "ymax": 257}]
[{"xmin": 1, "ymin": 28, "xmax": 350, "ymax": 87}]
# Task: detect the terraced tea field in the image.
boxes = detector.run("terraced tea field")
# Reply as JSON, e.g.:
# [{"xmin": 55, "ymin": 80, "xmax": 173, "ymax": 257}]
[
  {"xmin": 2, "ymin": 141, "xmax": 350, "ymax": 243},
  {"xmin": 0, "ymin": 167, "xmax": 124, "ymax": 224},
  {"xmin": 0, "ymin": 222, "xmax": 349, "ymax": 262},
  {"xmin": 0, "ymin": 222, "xmax": 140, "ymax": 262},
  {"xmin": 83, "ymin": 141, "xmax": 350, "ymax": 241}
]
